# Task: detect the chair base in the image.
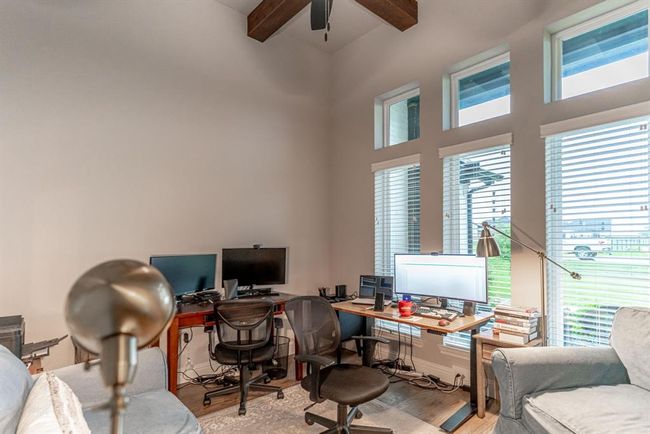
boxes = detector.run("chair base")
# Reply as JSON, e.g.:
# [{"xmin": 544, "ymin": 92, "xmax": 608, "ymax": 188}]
[
  {"xmin": 203, "ymin": 367, "xmax": 283, "ymax": 415},
  {"xmin": 306, "ymin": 404, "xmax": 393, "ymax": 434}
]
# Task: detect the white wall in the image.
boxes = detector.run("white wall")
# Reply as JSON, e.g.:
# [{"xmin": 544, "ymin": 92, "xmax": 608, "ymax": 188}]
[
  {"xmin": 0, "ymin": 0, "xmax": 332, "ymax": 368},
  {"xmin": 329, "ymin": 0, "xmax": 650, "ymax": 377}
]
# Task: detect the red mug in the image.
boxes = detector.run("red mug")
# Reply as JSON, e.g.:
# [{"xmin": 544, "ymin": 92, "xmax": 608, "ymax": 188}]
[{"xmin": 398, "ymin": 300, "xmax": 418, "ymax": 317}]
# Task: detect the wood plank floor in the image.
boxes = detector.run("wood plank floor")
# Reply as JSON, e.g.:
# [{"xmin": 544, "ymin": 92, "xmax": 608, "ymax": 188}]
[{"xmin": 177, "ymin": 357, "xmax": 499, "ymax": 433}]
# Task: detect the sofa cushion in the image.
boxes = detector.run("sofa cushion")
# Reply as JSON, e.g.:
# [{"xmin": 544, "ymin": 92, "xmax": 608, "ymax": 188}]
[
  {"xmin": 0, "ymin": 344, "xmax": 33, "ymax": 433},
  {"xmin": 17, "ymin": 372, "xmax": 90, "ymax": 434},
  {"xmin": 83, "ymin": 389, "xmax": 202, "ymax": 434},
  {"xmin": 610, "ymin": 306, "xmax": 650, "ymax": 391},
  {"xmin": 522, "ymin": 384, "xmax": 650, "ymax": 433}
]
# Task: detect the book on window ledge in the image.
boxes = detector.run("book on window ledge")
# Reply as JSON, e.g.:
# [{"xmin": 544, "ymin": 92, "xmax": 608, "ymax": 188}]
[
  {"xmin": 492, "ymin": 305, "xmax": 540, "ymax": 344},
  {"xmin": 497, "ymin": 329, "xmax": 539, "ymax": 345},
  {"xmin": 494, "ymin": 304, "xmax": 540, "ymax": 316},
  {"xmin": 494, "ymin": 322, "xmax": 538, "ymax": 334}
]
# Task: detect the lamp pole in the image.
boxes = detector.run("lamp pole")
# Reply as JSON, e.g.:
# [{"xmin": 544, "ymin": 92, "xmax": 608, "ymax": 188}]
[{"xmin": 478, "ymin": 222, "xmax": 581, "ymax": 346}]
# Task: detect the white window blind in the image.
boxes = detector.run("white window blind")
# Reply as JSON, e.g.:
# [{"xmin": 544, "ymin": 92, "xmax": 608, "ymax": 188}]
[
  {"xmin": 443, "ymin": 144, "xmax": 512, "ymax": 348},
  {"xmin": 374, "ymin": 162, "xmax": 421, "ymax": 337},
  {"xmin": 546, "ymin": 116, "xmax": 650, "ymax": 347},
  {"xmin": 374, "ymin": 163, "xmax": 421, "ymax": 276}
]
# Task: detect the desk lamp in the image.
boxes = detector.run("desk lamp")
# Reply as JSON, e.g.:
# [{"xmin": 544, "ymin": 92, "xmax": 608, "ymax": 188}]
[
  {"xmin": 65, "ymin": 260, "xmax": 174, "ymax": 434},
  {"xmin": 476, "ymin": 222, "xmax": 581, "ymax": 346}
]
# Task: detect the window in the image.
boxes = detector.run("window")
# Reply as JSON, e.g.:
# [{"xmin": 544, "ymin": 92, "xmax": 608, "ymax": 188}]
[
  {"xmin": 546, "ymin": 116, "xmax": 650, "ymax": 347},
  {"xmin": 442, "ymin": 143, "xmax": 512, "ymax": 348},
  {"xmin": 374, "ymin": 159, "xmax": 421, "ymax": 275},
  {"xmin": 451, "ymin": 53, "xmax": 510, "ymax": 128},
  {"xmin": 551, "ymin": 2, "xmax": 649, "ymax": 100},
  {"xmin": 374, "ymin": 158, "xmax": 421, "ymax": 336},
  {"xmin": 376, "ymin": 88, "xmax": 421, "ymax": 149}
]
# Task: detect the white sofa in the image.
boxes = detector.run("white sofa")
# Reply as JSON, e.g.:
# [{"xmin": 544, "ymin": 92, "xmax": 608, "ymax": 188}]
[{"xmin": 0, "ymin": 345, "xmax": 203, "ymax": 434}]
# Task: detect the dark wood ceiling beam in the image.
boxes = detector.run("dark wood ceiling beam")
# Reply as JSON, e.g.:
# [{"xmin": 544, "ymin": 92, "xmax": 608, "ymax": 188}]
[
  {"xmin": 354, "ymin": 0, "xmax": 417, "ymax": 31},
  {"xmin": 248, "ymin": 0, "xmax": 311, "ymax": 42}
]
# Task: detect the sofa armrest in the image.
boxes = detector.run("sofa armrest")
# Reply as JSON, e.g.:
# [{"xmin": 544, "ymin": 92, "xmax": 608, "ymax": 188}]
[
  {"xmin": 52, "ymin": 348, "xmax": 168, "ymax": 409},
  {"xmin": 492, "ymin": 346, "xmax": 629, "ymax": 419}
]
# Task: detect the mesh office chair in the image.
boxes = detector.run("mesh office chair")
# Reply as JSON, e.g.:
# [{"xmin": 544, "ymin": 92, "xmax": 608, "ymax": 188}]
[
  {"xmin": 285, "ymin": 296, "xmax": 392, "ymax": 434},
  {"xmin": 203, "ymin": 299, "xmax": 283, "ymax": 415}
]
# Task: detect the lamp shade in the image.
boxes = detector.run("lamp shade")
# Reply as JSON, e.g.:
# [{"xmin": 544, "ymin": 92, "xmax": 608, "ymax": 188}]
[
  {"xmin": 476, "ymin": 227, "xmax": 501, "ymax": 258},
  {"xmin": 65, "ymin": 259, "xmax": 174, "ymax": 355}
]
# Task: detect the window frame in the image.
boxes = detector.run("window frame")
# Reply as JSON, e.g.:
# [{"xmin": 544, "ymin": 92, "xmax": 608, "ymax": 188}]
[
  {"xmin": 373, "ymin": 156, "xmax": 422, "ymax": 337},
  {"xmin": 440, "ymin": 138, "xmax": 513, "ymax": 350},
  {"xmin": 550, "ymin": 1, "xmax": 650, "ymax": 101},
  {"xmin": 450, "ymin": 52, "xmax": 511, "ymax": 128},
  {"xmin": 381, "ymin": 88, "xmax": 421, "ymax": 148},
  {"xmin": 544, "ymin": 114, "xmax": 650, "ymax": 347}
]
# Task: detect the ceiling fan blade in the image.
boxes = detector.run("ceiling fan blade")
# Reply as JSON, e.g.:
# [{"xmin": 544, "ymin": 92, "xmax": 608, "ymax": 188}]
[{"xmin": 311, "ymin": 0, "xmax": 333, "ymax": 31}]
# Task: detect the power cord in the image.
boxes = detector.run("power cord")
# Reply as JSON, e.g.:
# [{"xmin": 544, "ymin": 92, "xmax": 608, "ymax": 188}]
[{"xmin": 176, "ymin": 327, "xmax": 239, "ymax": 391}]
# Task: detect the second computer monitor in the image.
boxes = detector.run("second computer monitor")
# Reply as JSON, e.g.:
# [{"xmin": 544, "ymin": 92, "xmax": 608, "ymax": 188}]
[
  {"xmin": 222, "ymin": 247, "xmax": 287, "ymax": 287},
  {"xmin": 359, "ymin": 275, "xmax": 394, "ymax": 299},
  {"xmin": 149, "ymin": 254, "xmax": 217, "ymax": 297},
  {"xmin": 394, "ymin": 254, "xmax": 487, "ymax": 303}
]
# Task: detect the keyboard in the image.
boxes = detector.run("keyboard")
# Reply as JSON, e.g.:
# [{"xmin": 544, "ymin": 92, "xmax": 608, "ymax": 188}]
[
  {"xmin": 416, "ymin": 307, "xmax": 458, "ymax": 321},
  {"xmin": 237, "ymin": 291, "xmax": 280, "ymax": 298}
]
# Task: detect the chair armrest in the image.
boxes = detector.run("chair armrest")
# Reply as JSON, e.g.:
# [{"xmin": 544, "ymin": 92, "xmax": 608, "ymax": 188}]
[
  {"xmin": 492, "ymin": 346, "xmax": 629, "ymax": 419},
  {"xmin": 295, "ymin": 354, "xmax": 335, "ymax": 403},
  {"xmin": 295, "ymin": 354, "xmax": 336, "ymax": 368},
  {"xmin": 52, "ymin": 348, "xmax": 168, "ymax": 409},
  {"xmin": 351, "ymin": 335, "xmax": 390, "ymax": 344}
]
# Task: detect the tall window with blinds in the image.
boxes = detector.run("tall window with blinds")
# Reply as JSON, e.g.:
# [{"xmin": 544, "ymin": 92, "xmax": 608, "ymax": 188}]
[
  {"xmin": 374, "ymin": 163, "xmax": 421, "ymax": 276},
  {"xmin": 442, "ymin": 144, "xmax": 512, "ymax": 348},
  {"xmin": 545, "ymin": 116, "xmax": 650, "ymax": 347}
]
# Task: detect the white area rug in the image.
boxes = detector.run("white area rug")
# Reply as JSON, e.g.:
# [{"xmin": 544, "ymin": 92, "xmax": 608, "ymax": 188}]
[{"xmin": 199, "ymin": 384, "xmax": 441, "ymax": 433}]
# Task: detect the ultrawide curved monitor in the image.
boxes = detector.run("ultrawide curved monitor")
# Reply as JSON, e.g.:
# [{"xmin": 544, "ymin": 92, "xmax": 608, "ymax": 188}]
[{"xmin": 394, "ymin": 254, "xmax": 488, "ymax": 303}]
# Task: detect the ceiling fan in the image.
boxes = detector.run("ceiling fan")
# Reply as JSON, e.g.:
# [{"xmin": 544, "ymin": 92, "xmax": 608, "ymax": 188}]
[
  {"xmin": 246, "ymin": 0, "xmax": 417, "ymax": 44},
  {"xmin": 310, "ymin": 0, "xmax": 333, "ymax": 41}
]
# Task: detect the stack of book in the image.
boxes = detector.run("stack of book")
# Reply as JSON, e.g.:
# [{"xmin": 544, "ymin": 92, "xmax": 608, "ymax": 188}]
[{"xmin": 493, "ymin": 305, "xmax": 540, "ymax": 344}]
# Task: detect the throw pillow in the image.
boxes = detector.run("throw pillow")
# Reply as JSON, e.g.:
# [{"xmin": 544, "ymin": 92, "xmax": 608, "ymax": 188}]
[
  {"xmin": 16, "ymin": 372, "xmax": 90, "ymax": 434},
  {"xmin": 0, "ymin": 345, "xmax": 33, "ymax": 433}
]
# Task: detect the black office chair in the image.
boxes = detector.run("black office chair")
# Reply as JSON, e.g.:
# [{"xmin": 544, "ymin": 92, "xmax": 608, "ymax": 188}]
[
  {"xmin": 203, "ymin": 299, "xmax": 284, "ymax": 415},
  {"xmin": 285, "ymin": 296, "xmax": 393, "ymax": 434}
]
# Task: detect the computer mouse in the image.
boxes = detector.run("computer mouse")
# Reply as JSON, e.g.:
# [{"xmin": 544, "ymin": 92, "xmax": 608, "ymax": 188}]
[{"xmin": 438, "ymin": 319, "xmax": 449, "ymax": 326}]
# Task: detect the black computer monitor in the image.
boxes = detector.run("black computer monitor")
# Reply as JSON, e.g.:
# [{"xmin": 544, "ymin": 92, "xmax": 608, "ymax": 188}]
[
  {"xmin": 359, "ymin": 275, "xmax": 394, "ymax": 299},
  {"xmin": 222, "ymin": 248, "xmax": 287, "ymax": 287},
  {"xmin": 394, "ymin": 254, "xmax": 488, "ymax": 303},
  {"xmin": 149, "ymin": 254, "xmax": 217, "ymax": 297}
]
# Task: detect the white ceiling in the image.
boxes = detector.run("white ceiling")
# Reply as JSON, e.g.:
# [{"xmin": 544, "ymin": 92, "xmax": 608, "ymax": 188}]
[{"xmin": 215, "ymin": 0, "xmax": 385, "ymax": 53}]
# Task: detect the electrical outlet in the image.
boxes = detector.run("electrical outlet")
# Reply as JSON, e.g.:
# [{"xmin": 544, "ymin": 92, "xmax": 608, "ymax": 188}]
[
  {"xmin": 185, "ymin": 356, "xmax": 193, "ymax": 372},
  {"xmin": 182, "ymin": 332, "xmax": 190, "ymax": 343}
]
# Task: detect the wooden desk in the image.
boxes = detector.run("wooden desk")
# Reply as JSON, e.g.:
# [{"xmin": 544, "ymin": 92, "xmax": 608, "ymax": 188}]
[
  {"xmin": 166, "ymin": 293, "xmax": 299, "ymax": 395},
  {"xmin": 474, "ymin": 331, "xmax": 542, "ymax": 418},
  {"xmin": 331, "ymin": 301, "xmax": 493, "ymax": 433}
]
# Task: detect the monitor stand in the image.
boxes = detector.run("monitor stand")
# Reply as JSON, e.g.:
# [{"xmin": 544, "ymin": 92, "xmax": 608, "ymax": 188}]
[{"xmin": 438, "ymin": 298, "xmax": 467, "ymax": 317}]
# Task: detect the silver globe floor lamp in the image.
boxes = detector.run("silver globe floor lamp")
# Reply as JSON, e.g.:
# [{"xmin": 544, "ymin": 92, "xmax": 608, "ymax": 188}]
[
  {"xmin": 65, "ymin": 260, "xmax": 175, "ymax": 434},
  {"xmin": 476, "ymin": 222, "xmax": 581, "ymax": 346}
]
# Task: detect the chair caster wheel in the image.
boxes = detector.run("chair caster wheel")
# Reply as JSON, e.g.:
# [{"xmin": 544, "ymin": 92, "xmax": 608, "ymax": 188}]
[
  {"xmin": 203, "ymin": 398, "xmax": 211, "ymax": 407},
  {"xmin": 355, "ymin": 409, "xmax": 363, "ymax": 419},
  {"xmin": 264, "ymin": 377, "xmax": 271, "ymax": 384},
  {"xmin": 277, "ymin": 391, "xmax": 284, "ymax": 399},
  {"xmin": 238, "ymin": 407, "xmax": 246, "ymax": 416},
  {"xmin": 305, "ymin": 415, "xmax": 314, "ymax": 426}
]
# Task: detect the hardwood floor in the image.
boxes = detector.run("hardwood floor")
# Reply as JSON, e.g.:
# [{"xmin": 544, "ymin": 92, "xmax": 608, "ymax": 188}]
[{"xmin": 177, "ymin": 357, "xmax": 499, "ymax": 433}]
